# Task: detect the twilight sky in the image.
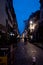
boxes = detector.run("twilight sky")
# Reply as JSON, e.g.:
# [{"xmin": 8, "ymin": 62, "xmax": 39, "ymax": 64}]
[{"xmin": 13, "ymin": 0, "xmax": 40, "ymax": 34}]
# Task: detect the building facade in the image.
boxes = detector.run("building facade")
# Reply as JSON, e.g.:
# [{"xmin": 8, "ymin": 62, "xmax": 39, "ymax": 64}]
[
  {"xmin": 0, "ymin": 0, "xmax": 18, "ymax": 34},
  {"xmin": 0, "ymin": 0, "xmax": 19, "ymax": 65},
  {"xmin": 27, "ymin": 11, "xmax": 40, "ymax": 42},
  {"xmin": 5, "ymin": 0, "xmax": 18, "ymax": 34},
  {"xmin": 40, "ymin": 0, "xmax": 43, "ymax": 22}
]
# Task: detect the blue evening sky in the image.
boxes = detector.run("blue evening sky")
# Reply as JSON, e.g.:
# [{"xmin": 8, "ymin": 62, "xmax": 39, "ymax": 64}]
[{"xmin": 13, "ymin": 0, "xmax": 40, "ymax": 34}]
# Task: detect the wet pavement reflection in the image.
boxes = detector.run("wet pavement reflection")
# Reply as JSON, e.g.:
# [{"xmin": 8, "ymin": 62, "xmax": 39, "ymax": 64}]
[{"xmin": 14, "ymin": 42, "xmax": 43, "ymax": 65}]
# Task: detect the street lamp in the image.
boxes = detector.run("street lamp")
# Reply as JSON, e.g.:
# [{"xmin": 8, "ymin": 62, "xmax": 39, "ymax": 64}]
[
  {"xmin": 29, "ymin": 20, "xmax": 37, "ymax": 33},
  {"xmin": 10, "ymin": 32, "xmax": 14, "ymax": 36},
  {"xmin": 29, "ymin": 20, "xmax": 33, "ymax": 24}
]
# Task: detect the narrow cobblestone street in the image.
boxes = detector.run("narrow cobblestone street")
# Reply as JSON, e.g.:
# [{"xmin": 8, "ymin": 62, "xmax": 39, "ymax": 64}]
[{"xmin": 14, "ymin": 42, "xmax": 43, "ymax": 65}]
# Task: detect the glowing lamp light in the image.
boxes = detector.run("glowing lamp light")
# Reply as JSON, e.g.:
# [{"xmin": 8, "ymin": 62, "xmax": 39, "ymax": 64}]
[
  {"xmin": 30, "ymin": 21, "xmax": 33, "ymax": 24},
  {"xmin": 10, "ymin": 32, "xmax": 14, "ymax": 36},
  {"xmin": 29, "ymin": 21, "xmax": 37, "ymax": 31}
]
